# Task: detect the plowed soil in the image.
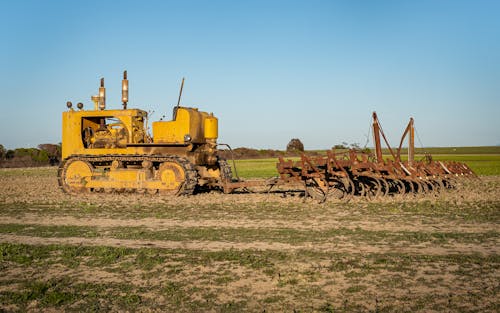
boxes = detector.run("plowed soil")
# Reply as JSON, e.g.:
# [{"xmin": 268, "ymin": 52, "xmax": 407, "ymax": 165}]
[{"xmin": 0, "ymin": 167, "xmax": 499, "ymax": 312}]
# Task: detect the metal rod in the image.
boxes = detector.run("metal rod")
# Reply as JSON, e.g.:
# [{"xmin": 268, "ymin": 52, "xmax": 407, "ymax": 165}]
[
  {"xmin": 217, "ymin": 143, "xmax": 240, "ymax": 181},
  {"xmin": 177, "ymin": 77, "xmax": 185, "ymax": 108}
]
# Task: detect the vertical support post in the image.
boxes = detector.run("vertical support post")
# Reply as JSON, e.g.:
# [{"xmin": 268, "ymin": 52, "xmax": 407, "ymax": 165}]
[
  {"xmin": 372, "ymin": 112, "xmax": 383, "ymax": 163},
  {"xmin": 408, "ymin": 117, "xmax": 415, "ymax": 165}
]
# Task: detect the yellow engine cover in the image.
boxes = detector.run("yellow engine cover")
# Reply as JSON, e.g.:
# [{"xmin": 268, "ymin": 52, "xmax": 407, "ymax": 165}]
[{"xmin": 152, "ymin": 107, "xmax": 218, "ymax": 144}]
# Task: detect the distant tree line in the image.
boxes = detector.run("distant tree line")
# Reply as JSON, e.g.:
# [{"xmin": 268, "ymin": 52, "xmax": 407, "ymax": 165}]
[{"xmin": 0, "ymin": 144, "xmax": 61, "ymax": 168}]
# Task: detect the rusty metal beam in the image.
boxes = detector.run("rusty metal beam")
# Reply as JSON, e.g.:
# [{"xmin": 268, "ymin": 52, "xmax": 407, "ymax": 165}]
[
  {"xmin": 372, "ymin": 112, "xmax": 383, "ymax": 163},
  {"xmin": 408, "ymin": 117, "xmax": 415, "ymax": 165}
]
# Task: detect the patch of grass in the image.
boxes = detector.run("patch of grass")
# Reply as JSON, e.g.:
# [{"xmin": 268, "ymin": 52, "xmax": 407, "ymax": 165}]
[
  {"xmin": 233, "ymin": 158, "xmax": 283, "ymax": 178},
  {"xmin": 0, "ymin": 279, "xmax": 147, "ymax": 311},
  {"xmin": 0, "ymin": 279, "xmax": 75, "ymax": 307},
  {"xmin": 362, "ymin": 200, "xmax": 500, "ymax": 222},
  {"xmin": 411, "ymin": 146, "xmax": 500, "ymax": 155},
  {"xmin": 0, "ymin": 223, "xmax": 100, "ymax": 238},
  {"xmin": 131, "ymin": 249, "xmax": 166, "ymax": 270},
  {"xmin": 262, "ymin": 294, "xmax": 285, "ymax": 304},
  {"xmin": 1, "ymin": 242, "xmax": 499, "ymax": 312},
  {"xmin": 161, "ymin": 281, "xmax": 189, "ymax": 305},
  {"xmin": 345, "ymin": 284, "xmax": 368, "ymax": 293},
  {"xmin": 1, "ymin": 223, "xmax": 497, "ymax": 247},
  {"xmin": 318, "ymin": 302, "xmax": 336, "ymax": 313},
  {"xmin": 85, "ymin": 246, "xmax": 130, "ymax": 266},
  {"xmin": 0, "ymin": 242, "xmax": 52, "ymax": 265},
  {"xmin": 213, "ymin": 274, "xmax": 237, "ymax": 285}
]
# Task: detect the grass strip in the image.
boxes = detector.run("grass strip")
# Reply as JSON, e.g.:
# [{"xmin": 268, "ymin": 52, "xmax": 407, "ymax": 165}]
[
  {"xmin": 0, "ymin": 199, "xmax": 498, "ymax": 222},
  {"xmin": 0, "ymin": 223, "xmax": 497, "ymax": 246}
]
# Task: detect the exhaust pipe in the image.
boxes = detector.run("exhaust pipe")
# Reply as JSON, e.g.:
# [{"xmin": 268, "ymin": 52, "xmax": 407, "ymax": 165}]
[
  {"xmin": 122, "ymin": 70, "xmax": 128, "ymax": 109},
  {"xmin": 98, "ymin": 78, "xmax": 106, "ymax": 110}
]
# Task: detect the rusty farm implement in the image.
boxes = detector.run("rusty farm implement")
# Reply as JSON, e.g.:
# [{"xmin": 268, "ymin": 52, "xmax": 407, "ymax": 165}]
[{"xmin": 276, "ymin": 112, "xmax": 476, "ymax": 202}]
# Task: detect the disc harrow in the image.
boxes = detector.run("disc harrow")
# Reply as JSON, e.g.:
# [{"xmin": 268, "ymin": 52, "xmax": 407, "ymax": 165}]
[
  {"xmin": 276, "ymin": 112, "xmax": 477, "ymax": 202},
  {"xmin": 277, "ymin": 150, "xmax": 476, "ymax": 202}
]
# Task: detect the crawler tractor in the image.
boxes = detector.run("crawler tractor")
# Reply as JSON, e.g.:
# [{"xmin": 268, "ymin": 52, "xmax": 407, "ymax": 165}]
[{"xmin": 58, "ymin": 71, "xmax": 232, "ymax": 195}]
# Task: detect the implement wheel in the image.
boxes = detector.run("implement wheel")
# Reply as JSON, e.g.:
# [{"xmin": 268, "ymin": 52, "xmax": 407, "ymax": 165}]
[{"xmin": 305, "ymin": 178, "xmax": 328, "ymax": 203}]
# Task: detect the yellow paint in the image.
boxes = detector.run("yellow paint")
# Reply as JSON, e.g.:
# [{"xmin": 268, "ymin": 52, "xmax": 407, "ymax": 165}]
[
  {"xmin": 62, "ymin": 108, "xmax": 148, "ymax": 159},
  {"xmin": 204, "ymin": 114, "xmax": 218, "ymax": 140},
  {"xmin": 63, "ymin": 160, "xmax": 92, "ymax": 191},
  {"xmin": 152, "ymin": 107, "xmax": 217, "ymax": 143}
]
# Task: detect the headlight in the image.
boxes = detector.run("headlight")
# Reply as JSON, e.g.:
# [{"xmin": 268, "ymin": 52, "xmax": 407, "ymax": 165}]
[{"xmin": 184, "ymin": 134, "xmax": 192, "ymax": 142}]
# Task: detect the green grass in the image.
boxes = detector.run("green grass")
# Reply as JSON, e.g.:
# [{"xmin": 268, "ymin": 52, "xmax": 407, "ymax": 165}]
[
  {"xmin": 0, "ymin": 223, "xmax": 497, "ymax": 246},
  {"xmin": 1, "ymin": 242, "xmax": 499, "ymax": 311},
  {"xmin": 1, "ymin": 197, "xmax": 498, "ymax": 223},
  {"xmin": 426, "ymin": 154, "xmax": 500, "ymax": 176},
  {"xmin": 231, "ymin": 158, "xmax": 284, "ymax": 178},
  {"xmin": 397, "ymin": 146, "xmax": 500, "ymax": 155}
]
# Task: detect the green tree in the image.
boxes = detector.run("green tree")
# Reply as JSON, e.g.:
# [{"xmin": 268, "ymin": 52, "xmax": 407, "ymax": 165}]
[
  {"xmin": 5, "ymin": 150, "xmax": 15, "ymax": 159},
  {"xmin": 286, "ymin": 138, "xmax": 305, "ymax": 152}
]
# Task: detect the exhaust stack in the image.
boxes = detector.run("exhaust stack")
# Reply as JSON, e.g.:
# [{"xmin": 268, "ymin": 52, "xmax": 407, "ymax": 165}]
[
  {"xmin": 98, "ymin": 78, "xmax": 106, "ymax": 110},
  {"xmin": 122, "ymin": 70, "xmax": 129, "ymax": 109}
]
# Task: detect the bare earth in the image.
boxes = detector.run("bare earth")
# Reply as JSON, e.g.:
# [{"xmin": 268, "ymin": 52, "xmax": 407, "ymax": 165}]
[{"xmin": 0, "ymin": 167, "xmax": 499, "ymax": 312}]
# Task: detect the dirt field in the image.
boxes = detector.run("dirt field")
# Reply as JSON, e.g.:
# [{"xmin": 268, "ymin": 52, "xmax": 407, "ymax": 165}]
[{"xmin": 0, "ymin": 167, "xmax": 499, "ymax": 312}]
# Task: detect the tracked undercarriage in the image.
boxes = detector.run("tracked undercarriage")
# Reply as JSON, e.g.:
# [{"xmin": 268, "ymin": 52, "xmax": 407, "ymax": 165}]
[
  {"xmin": 59, "ymin": 155, "xmax": 234, "ymax": 195},
  {"xmin": 59, "ymin": 154, "xmax": 199, "ymax": 195}
]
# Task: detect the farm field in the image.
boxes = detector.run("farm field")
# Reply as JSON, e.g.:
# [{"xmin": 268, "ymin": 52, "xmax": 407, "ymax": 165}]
[{"xmin": 0, "ymin": 155, "xmax": 499, "ymax": 312}]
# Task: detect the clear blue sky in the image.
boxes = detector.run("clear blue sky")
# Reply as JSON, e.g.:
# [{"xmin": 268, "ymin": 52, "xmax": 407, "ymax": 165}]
[{"xmin": 1, "ymin": 0, "xmax": 499, "ymax": 150}]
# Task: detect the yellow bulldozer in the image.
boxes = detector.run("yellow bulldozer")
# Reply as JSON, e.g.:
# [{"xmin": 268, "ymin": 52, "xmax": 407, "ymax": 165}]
[{"xmin": 58, "ymin": 71, "xmax": 232, "ymax": 195}]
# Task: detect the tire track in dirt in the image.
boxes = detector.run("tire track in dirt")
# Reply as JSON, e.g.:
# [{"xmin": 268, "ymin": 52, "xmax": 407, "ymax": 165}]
[
  {"xmin": 0, "ymin": 234, "xmax": 498, "ymax": 256},
  {"xmin": 0, "ymin": 215, "xmax": 497, "ymax": 233}
]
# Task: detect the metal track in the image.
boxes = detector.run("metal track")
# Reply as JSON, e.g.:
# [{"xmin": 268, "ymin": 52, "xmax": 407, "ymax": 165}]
[{"xmin": 58, "ymin": 154, "xmax": 198, "ymax": 195}]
